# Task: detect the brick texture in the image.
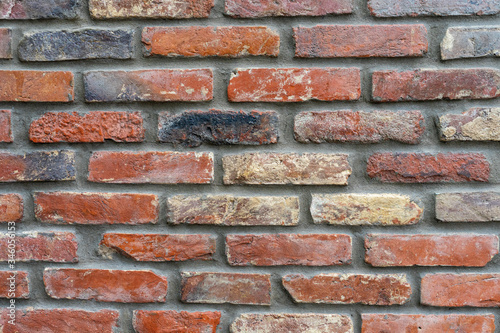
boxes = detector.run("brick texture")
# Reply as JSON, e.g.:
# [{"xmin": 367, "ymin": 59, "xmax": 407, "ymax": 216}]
[
  {"xmin": 0, "ymin": 0, "xmax": 79, "ymax": 19},
  {"xmin": 368, "ymin": 0, "xmax": 500, "ymax": 17},
  {"xmin": 133, "ymin": 311, "xmax": 221, "ymax": 333},
  {"xmin": 0, "ymin": 271, "xmax": 29, "ymax": 299},
  {"xmin": 441, "ymin": 27, "xmax": 500, "ymax": 60},
  {"xmin": 436, "ymin": 192, "xmax": 500, "ymax": 222},
  {"xmin": 0, "ymin": 71, "xmax": 74, "ymax": 102},
  {"xmin": 225, "ymin": 0, "xmax": 353, "ymax": 17},
  {"xmin": 0, "ymin": 110, "xmax": 12, "ymax": 142},
  {"xmin": 439, "ymin": 108, "xmax": 500, "ymax": 142},
  {"xmin": 0, "ymin": 29, "xmax": 11, "ymax": 59},
  {"xmin": 0, "ymin": 194, "xmax": 23, "ymax": 222}
]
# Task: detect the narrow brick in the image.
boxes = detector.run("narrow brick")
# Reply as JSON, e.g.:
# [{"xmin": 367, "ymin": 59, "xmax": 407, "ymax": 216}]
[
  {"xmin": 294, "ymin": 110, "xmax": 424, "ymax": 144},
  {"xmin": 0, "ymin": 110, "xmax": 12, "ymax": 142},
  {"xmin": 367, "ymin": 153, "xmax": 489, "ymax": 183},
  {"xmin": 84, "ymin": 69, "xmax": 213, "ymax": 102},
  {"xmin": 143, "ymin": 26, "xmax": 279, "ymax": 57},
  {"xmin": 0, "ymin": 28, "xmax": 11, "ymax": 58},
  {"xmin": 0, "ymin": 151, "xmax": 75, "ymax": 182},
  {"xmin": 311, "ymin": 194, "xmax": 422, "ymax": 226},
  {"xmin": 0, "ymin": 71, "xmax": 74, "ymax": 102},
  {"xmin": 362, "ymin": 314, "xmax": 496, "ymax": 333},
  {"xmin": 442, "ymin": 27, "xmax": 500, "ymax": 60},
  {"xmin": 100, "ymin": 233, "xmax": 216, "ymax": 261},
  {"xmin": 295, "ymin": 25, "xmax": 427, "ymax": 58},
  {"xmin": 30, "ymin": 111, "xmax": 144, "ymax": 143},
  {"xmin": 88, "ymin": 151, "xmax": 214, "ymax": 184},
  {"xmin": 226, "ymin": 234, "xmax": 351, "ymax": 266},
  {"xmin": 225, "ymin": 0, "xmax": 353, "ymax": 17},
  {"xmin": 372, "ymin": 69, "xmax": 500, "ymax": 102},
  {"xmin": 19, "ymin": 29, "xmax": 134, "ymax": 61},
  {"xmin": 368, "ymin": 0, "xmax": 500, "ymax": 17},
  {"xmin": 0, "ymin": 194, "xmax": 22, "ymax": 222},
  {"xmin": 436, "ymin": 192, "xmax": 500, "ymax": 222},
  {"xmin": 90, "ymin": 0, "xmax": 214, "ymax": 19},
  {"xmin": 231, "ymin": 314, "xmax": 353, "ymax": 333},
  {"xmin": 228, "ymin": 68, "xmax": 360, "ymax": 102},
  {"xmin": 44, "ymin": 268, "xmax": 168, "ymax": 303},
  {"xmin": 181, "ymin": 272, "xmax": 271, "ymax": 305},
  {"xmin": 439, "ymin": 108, "xmax": 500, "ymax": 141},
  {"xmin": 134, "ymin": 311, "xmax": 221, "ymax": 333},
  {"xmin": 0, "ymin": 232, "xmax": 77, "ymax": 263},
  {"xmin": 34, "ymin": 192, "xmax": 158, "ymax": 225},
  {"xmin": 421, "ymin": 274, "xmax": 500, "ymax": 307},
  {"xmin": 167, "ymin": 195, "xmax": 299, "ymax": 226},
  {"xmin": 0, "ymin": 0, "xmax": 79, "ymax": 19},
  {"xmin": 0, "ymin": 271, "xmax": 29, "ymax": 298},
  {"xmin": 283, "ymin": 274, "xmax": 411, "ymax": 305},
  {"xmin": 365, "ymin": 234, "xmax": 499, "ymax": 267},
  {"xmin": 158, "ymin": 110, "xmax": 278, "ymax": 147},
  {"xmin": 223, "ymin": 153, "xmax": 351, "ymax": 185}
]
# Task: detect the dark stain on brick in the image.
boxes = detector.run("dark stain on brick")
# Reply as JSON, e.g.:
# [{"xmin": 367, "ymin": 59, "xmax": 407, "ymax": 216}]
[
  {"xmin": 24, "ymin": 151, "xmax": 76, "ymax": 181},
  {"xmin": 1, "ymin": 0, "xmax": 80, "ymax": 20}
]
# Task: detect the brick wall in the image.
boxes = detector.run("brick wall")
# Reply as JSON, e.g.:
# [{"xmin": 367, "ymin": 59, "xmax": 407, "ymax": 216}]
[{"xmin": 0, "ymin": 0, "xmax": 499, "ymax": 332}]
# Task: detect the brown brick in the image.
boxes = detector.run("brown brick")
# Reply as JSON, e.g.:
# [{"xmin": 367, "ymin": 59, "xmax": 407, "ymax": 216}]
[
  {"xmin": 367, "ymin": 153, "xmax": 489, "ymax": 183},
  {"xmin": 44, "ymin": 268, "xmax": 168, "ymax": 303},
  {"xmin": 439, "ymin": 108, "xmax": 500, "ymax": 141},
  {"xmin": 228, "ymin": 68, "xmax": 360, "ymax": 102},
  {"xmin": 0, "ymin": 29, "xmax": 11, "ymax": 59},
  {"xmin": 0, "ymin": 110, "xmax": 12, "ymax": 142},
  {"xmin": 133, "ymin": 311, "xmax": 221, "ymax": 333},
  {"xmin": 0, "ymin": 194, "xmax": 23, "ymax": 222},
  {"xmin": 436, "ymin": 192, "xmax": 500, "ymax": 222},
  {"xmin": 442, "ymin": 27, "xmax": 500, "ymax": 60},
  {"xmin": 368, "ymin": 0, "xmax": 500, "ymax": 17},
  {"xmin": 283, "ymin": 273, "xmax": 411, "ymax": 305},
  {"xmin": 0, "ymin": 271, "xmax": 29, "ymax": 299},
  {"xmin": 0, "ymin": 71, "xmax": 74, "ymax": 102},
  {"xmin": 225, "ymin": 0, "xmax": 353, "ymax": 17},
  {"xmin": 226, "ymin": 234, "xmax": 351, "ymax": 266}
]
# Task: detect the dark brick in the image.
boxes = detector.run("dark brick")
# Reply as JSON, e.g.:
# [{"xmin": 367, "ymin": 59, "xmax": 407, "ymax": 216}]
[
  {"xmin": 0, "ymin": 110, "xmax": 12, "ymax": 142},
  {"xmin": 436, "ymin": 192, "xmax": 500, "ymax": 222},
  {"xmin": 225, "ymin": 0, "xmax": 353, "ymax": 17},
  {"xmin": 0, "ymin": 0, "xmax": 79, "ymax": 19},
  {"xmin": 368, "ymin": 0, "xmax": 500, "ymax": 17},
  {"xmin": 442, "ymin": 27, "xmax": 500, "ymax": 60},
  {"xmin": 0, "ymin": 29, "xmax": 11, "ymax": 58}
]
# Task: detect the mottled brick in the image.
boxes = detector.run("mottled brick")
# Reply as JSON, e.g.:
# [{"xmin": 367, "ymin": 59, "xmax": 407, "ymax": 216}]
[
  {"xmin": 0, "ymin": 271, "xmax": 29, "ymax": 298},
  {"xmin": 0, "ymin": 110, "xmax": 12, "ymax": 142},
  {"xmin": 439, "ymin": 108, "xmax": 500, "ymax": 141},
  {"xmin": 436, "ymin": 192, "xmax": 500, "ymax": 222},
  {"xmin": 225, "ymin": 0, "xmax": 353, "ymax": 17},
  {"xmin": 368, "ymin": 0, "xmax": 500, "ymax": 17},
  {"xmin": 442, "ymin": 27, "xmax": 500, "ymax": 60},
  {"xmin": 0, "ymin": 71, "xmax": 74, "ymax": 102},
  {"xmin": 134, "ymin": 311, "xmax": 221, "ymax": 333},
  {"xmin": 0, "ymin": 194, "xmax": 22, "ymax": 222},
  {"xmin": 0, "ymin": 0, "xmax": 79, "ymax": 19},
  {"xmin": 0, "ymin": 29, "xmax": 11, "ymax": 58}
]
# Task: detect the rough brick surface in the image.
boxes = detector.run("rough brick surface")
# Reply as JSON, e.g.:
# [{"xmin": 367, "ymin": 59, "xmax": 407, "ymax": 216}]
[
  {"xmin": 226, "ymin": 234, "xmax": 351, "ymax": 266},
  {"xmin": 442, "ymin": 27, "xmax": 500, "ymax": 60},
  {"xmin": 0, "ymin": 194, "xmax": 22, "ymax": 222},
  {"xmin": 223, "ymin": 153, "xmax": 351, "ymax": 185},
  {"xmin": 228, "ymin": 68, "xmax": 360, "ymax": 102},
  {"xmin": 283, "ymin": 274, "xmax": 411, "ymax": 305},
  {"xmin": 143, "ymin": 26, "xmax": 279, "ymax": 57},
  {"xmin": 133, "ymin": 311, "xmax": 221, "ymax": 333},
  {"xmin": 225, "ymin": 0, "xmax": 353, "ymax": 17},
  {"xmin": 0, "ymin": 110, "xmax": 12, "ymax": 142},
  {"xmin": 88, "ymin": 151, "xmax": 214, "ymax": 184},
  {"xmin": 0, "ymin": 71, "xmax": 74, "ymax": 102},
  {"xmin": 439, "ymin": 108, "xmax": 500, "ymax": 141},
  {"xmin": 367, "ymin": 153, "xmax": 490, "ymax": 183},
  {"xmin": 368, "ymin": 0, "xmax": 500, "ymax": 17},
  {"xmin": 0, "ymin": 271, "xmax": 29, "ymax": 298},
  {"xmin": 0, "ymin": 29, "xmax": 11, "ymax": 58},
  {"xmin": 436, "ymin": 192, "xmax": 500, "ymax": 222},
  {"xmin": 158, "ymin": 110, "xmax": 278, "ymax": 147},
  {"xmin": 44, "ymin": 268, "xmax": 168, "ymax": 303},
  {"xmin": 0, "ymin": 0, "xmax": 79, "ymax": 19},
  {"xmin": 181, "ymin": 272, "xmax": 271, "ymax": 305}
]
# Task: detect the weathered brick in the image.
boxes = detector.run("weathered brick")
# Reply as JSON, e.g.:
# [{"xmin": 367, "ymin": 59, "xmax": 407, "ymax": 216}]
[
  {"xmin": 226, "ymin": 234, "xmax": 351, "ymax": 266},
  {"xmin": 30, "ymin": 111, "xmax": 144, "ymax": 143},
  {"xmin": 90, "ymin": 0, "xmax": 214, "ymax": 19},
  {"xmin": 439, "ymin": 108, "xmax": 500, "ymax": 141},
  {"xmin": 181, "ymin": 272, "xmax": 271, "ymax": 305},
  {"xmin": 283, "ymin": 274, "xmax": 411, "ymax": 305},
  {"xmin": 19, "ymin": 29, "xmax": 134, "ymax": 61},
  {"xmin": 311, "ymin": 194, "xmax": 422, "ymax": 226},
  {"xmin": 365, "ymin": 234, "xmax": 499, "ymax": 267},
  {"xmin": 442, "ymin": 27, "xmax": 500, "ymax": 60},
  {"xmin": 100, "ymin": 233, "xmax": 216, "ymax": 261},
  {"xmin": 421, "ymin": 274, "xmax": 500, "ymax": 307},
  {"xmin": 0, "ymin": 232, "xmax": 77, "ymax": 263},
  {"xmin": 223, "ymin": 153, "xmax": 351, "ymax": 185},
  {"xmin": 0, "ymin": 151, "xmax": 75, "ymax": 182},
  {"xmin": 367, "ymin": 153, "xmax": 489, "ymax": 183},
  {"xmin": 143, "ymin": 26, "xmax": 279, "ymax": 57},
  {"xmin": 0, "ymin": 71, "xmax": 74, "ymax": 102},
  {"xmin": 88, "ymin": 151, "xmax": 214, "ymax": 184},
  {"xmin": 295, "ymin": 25, "xmax": 427, "ymax": 58},
  {"xmin": 231, "ymin": 314, "xmax": 353, "ymax": 333},
  {"xmin": 0, "ymin": 29, "xmax": 11, "ymax": 58},
  {"xmin": 134, "ymin": 311, "xmax": 221, "ymax": 333},
  {"xmin": 0, "ymin": 0, "xmax": 79, "ymax": 19},
  {"xmin": 368, "ymin": 0, "xmax": 500, "ymax": 17},
  {"xmin": 372, "ymin": 69, "xmax": 500, "ymax": 102},
  {"xmin": 436, "ymin": 192, "xmax": 500, "ymax": 222},
  {"xmin": 167, "ymin": 195, "xmax": 299, "ymax": 226},
  {"xmin": 44, "ymin": 268, "xmax": 168, "ymax": 303},
  {"xmin": 0, "ymin": 194, "xmax": 22, "ymax": 223},
  {"xmin": 362, "ymin": 314, "xmax": 496, "ymax": 333},
  {"xmin": 158, "ymin": 110, "xmax": 278, "ymax": 147},
  {"xmin": 84, "ymin": 69, "xmax": 213, "ymax": 102},
  {"xmin": 294, "ymin": 110, "xmax": 424, "ymax": 144},
  {"xmin": 225, "ymin": 0, "xmax": 353, "ymax": 17},
  {"xmin": 34, "ymin": 192, "xmax": 158, "ymax": 225},
  {"xmin": 0, "ymin": 110, "xmax": 12, "ymax": 142},
  {"xmin": 228, "ymin": 68, "xmax": 360, "ymax": 102},
  {"xmin": 0, "ymin": 271, "xmax": 29, "ymax": 298}
]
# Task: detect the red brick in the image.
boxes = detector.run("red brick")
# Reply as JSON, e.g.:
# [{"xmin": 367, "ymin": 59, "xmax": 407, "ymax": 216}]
[
  {"xmin": 143, "ymin": 26, "xmax": 279, "ymax": 57},
  {"xmin": 44, "ymin": 268, "xmax": 168, "ymax": 303},
  {"xmin": 0, "ymin": 29, "xmax": 11, "ymax": 59},
  {"xmin": 365, "ymin": 234, "xmax": 498, "ymax": 267},
  {"xmin": 100, "ymin": 233, "xmax": 216, "ymax": 261},
  {"xmin": 228, "ymin": 68, "xmax": 360, "ymax": 102},
  {"xmin": 0, "ymin": 110, "xmax": 12, "ymax": 142},
  {"xmin": 362, "ymin": 314, "xmax": 496, "ymax": 333},
  {"xmin": 368, "ymin": 0, "xmax": 500, "ymax": 17},
  {"xmin": 0, "ymin": 232, "xmax": 77, "ymax": 263},
  {"xmin": 133, "ymin": 310, "xmax": 221, "ymax": 333},
  {"xmin": 225, "ymin": 0, "xmax": 353, "ymax": 17},
  {"xmin": 372, "ymin": 69, "xmax": 500, "ymax": 102},
  {"xmin": 0, "ymin": 71, "xmax": 74, "ymax": 102},
  {"xmin": 226, "ymin": 234, "xmax": 351, "ymax": 266},
  {"xmin": 0, "ymin": 194, "xmax": 22, "ymax": 222},
  {"xmin": 421, "ymin": 274, "xmax": 500, "ymax": 307},
  {"xmin": 88, "ymin": 151, "xmax": 214, "ymax": 184},
  {"xmin": 34, "ymin": 192, "xmax": 158, "ymax": 225},
  {"xmin": 295, "ymin": 25, "xmax": 427, "ymax": 58},
  {"xmin": 367, "ymin": 153, "xmax": 489, "ymax": 183},
  {"xmin": 0, "ymin": 271, "xmax": 29, "ymax": 299},
  {"xmin": 283, "ymin": 273, "xmax": 411, "ymax": 305},
  {"xmin": 29, "ymin": 111, "xmax": 144, "ymax": 143},
  {"xmin": 0, "ymin": 309, "xmax": 119, "ymax": 333},
  {"xmin": 181, "ymin": 272, "xmax": 271, "ymax": 305},
  {"xmin": 90, "ymin": 0, "xmax": 214, "ymax": 18}
]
